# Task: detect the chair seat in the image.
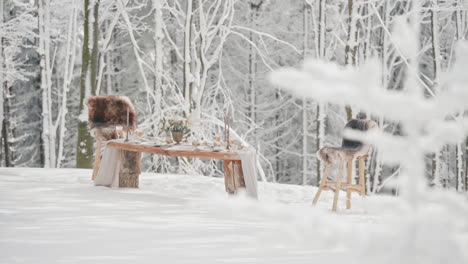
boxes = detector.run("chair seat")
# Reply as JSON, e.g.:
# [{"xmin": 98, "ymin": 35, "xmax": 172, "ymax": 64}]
[
  {"xmin": 317, "ymin": 146, "xmax": 370, "ymax": 165},
  {"xmin": 312, "ymin": 119, "xmax": 377, "ymax": 212}
]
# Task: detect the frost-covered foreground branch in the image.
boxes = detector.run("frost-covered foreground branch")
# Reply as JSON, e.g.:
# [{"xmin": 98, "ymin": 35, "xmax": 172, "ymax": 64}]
[
  {"xmin": 270, "ymin": 7, "xmax": 468, "ymax": 262},
  {"xmin": 271, "ymin": 43, "xmax": 468, "ymax": 202}
]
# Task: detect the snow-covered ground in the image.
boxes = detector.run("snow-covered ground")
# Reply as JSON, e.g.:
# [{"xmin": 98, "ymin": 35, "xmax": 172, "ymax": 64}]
[{"xmin": 0, "ymin": 168, "xmax": 467, "ymax": 264}]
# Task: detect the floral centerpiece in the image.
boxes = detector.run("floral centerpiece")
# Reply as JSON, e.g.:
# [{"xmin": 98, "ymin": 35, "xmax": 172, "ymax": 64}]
[{"xmin": 160, "ymin": 118, "xmax": 190, "ymax": 144}]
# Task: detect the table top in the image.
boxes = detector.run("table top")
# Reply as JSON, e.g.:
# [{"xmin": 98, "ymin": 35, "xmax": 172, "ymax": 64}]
[{"xmin": 107, "ymin": 138, "xmax": 244, "ymax": 161}]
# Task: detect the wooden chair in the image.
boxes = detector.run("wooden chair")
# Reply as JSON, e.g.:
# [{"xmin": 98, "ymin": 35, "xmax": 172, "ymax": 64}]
[
  {"xmin": 85, "ymin": 95, "xmax": 137, "ymax": 180},
  {"xmin": 312, "ymin": 119, "xmax": 377, "ymax": 212}
]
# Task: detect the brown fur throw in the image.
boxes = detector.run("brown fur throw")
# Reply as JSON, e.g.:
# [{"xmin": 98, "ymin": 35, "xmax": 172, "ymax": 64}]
[
  {"xmin": 317, "ymin": 147, "xmax": 358, "ymax": 165},
  {"xmin": 317, "ymin": 119, "xmax": 378, "ymax": 165},
  {"xmin": 85, "ymin": 95, "xmax": 137, "ymax": 141}
]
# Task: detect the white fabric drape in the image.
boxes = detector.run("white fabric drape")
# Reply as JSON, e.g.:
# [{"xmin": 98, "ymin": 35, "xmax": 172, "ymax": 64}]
[
  {"xmin": 94, "ymin": 145, "xmax": 121, "ymax": 188},
  {"xmin": 238, "ymin": 149, "xmax": 258, "ymax": 198}
]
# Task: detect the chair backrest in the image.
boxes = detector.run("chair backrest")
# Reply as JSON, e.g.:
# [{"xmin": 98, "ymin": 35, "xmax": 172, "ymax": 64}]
[
  {"xmin": 85, "ymin": 95, "xmax": 137, "ymax": 129},
  {"xmin": 341, "ymin": 119, "xmax": 377, "ymax": 151}
]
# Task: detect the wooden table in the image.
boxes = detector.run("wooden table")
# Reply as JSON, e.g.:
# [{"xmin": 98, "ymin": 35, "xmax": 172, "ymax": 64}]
[{"xmin": 106, "ymin": 139, "xmax": 247, "ymax": 194}]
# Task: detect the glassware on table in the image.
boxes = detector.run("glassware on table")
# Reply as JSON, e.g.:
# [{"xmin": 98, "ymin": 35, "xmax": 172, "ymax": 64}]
[
  {"xmin": 231, "ymin": 143, "xmax": 238, "ymax": 152},
  {"xmin": 116, "ymin": 126, "xmax": 123, "ymax": 139},
  {"xmin": 229, "ymin": 140, "xmax": 237, "ymax": 151},
  {"xmin": 136, "ymin": 129, "xmax": 143, "ymax": 137}
]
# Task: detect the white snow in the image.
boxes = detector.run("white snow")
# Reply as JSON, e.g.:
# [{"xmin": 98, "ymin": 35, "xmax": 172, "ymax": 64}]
[{"xmin": 1, "ymin": 168, "xmax": 467, "ymax": 263}]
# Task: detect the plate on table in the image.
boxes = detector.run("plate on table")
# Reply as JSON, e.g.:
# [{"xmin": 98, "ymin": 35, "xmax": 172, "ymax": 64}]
[
  {"xmin": 196, "ymin": 146, "xmax": 213, "ymax": 151},
  {"xmin": 212, "ymin": 147, "xmax": 226, "ymax": 152},
  {"xmin": 153, "ymin": 141, "xmax": 171, "ymax": 147},
  {"xmin": 129, "ymin": 139, "xmax": 145, "ymax": 144},
  {"xmin": 139, "ymin": 141, "xmax": 163, "ymax": 147},
  {"xmin": 167, "ymin": 145, "xmax": 196, "ymax": 151}
]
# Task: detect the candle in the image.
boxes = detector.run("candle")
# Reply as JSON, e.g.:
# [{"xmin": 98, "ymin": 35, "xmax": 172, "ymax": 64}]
[
  {"xmin": 127, "ymin": 107, "xmax": 129, "ymax": 128},
  {"xmin": 125, "ymin": 107, "xmax": 130, "ymax": 142}
]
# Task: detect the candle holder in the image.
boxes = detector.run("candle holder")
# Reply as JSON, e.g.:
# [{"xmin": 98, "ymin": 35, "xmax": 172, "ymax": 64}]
[
  {"xmin": 125, "ymin": 107, "xmax": 130, "ymax": 142},
  {"xmin": 224, "ymin": 110, "xmax": 232, "ymax": 150}
]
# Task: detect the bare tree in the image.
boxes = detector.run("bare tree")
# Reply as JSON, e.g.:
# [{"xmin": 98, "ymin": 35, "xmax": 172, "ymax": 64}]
[{"xmin": 76, "ymin": 0, "xmax": 98, "ymax": 168}]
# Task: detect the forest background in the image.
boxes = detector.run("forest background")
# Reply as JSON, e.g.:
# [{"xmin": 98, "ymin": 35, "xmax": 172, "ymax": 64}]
[{"xmin": 1, "ymin": 0, "xmax": 467, "ymax": 194}]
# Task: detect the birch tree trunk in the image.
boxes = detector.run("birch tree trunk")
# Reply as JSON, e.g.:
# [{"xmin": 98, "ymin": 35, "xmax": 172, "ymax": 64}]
[
  {"xmin": 458, "ymin": 2, "xmax": 468, "ymax": 190},
  {"xmin": 184, "ymin": 0, "xmax": 236, "ymax": 123},
  {"xmin": 455, "ymin": 0, "xmax": 466, "ymax": 191},
  {"xmin": 183, "ymin": 0, "xmax": 193, "ymax": 116},
  {"xmin": 344, "ymin": 0, "xmax": 358, "ymax": 121},
  {"xmin": 456, "ymin": 141, "xmax": 464, "ymax": 191},
  {"xmin": 465, "ymin": 135, "xmax": 468, "ymax": 191},
  {"xmin": 302, "ymin": 1, "xmax": 309, "ymax": 185},
  {"xmin": 38, "ymin": 0, "xmax": 56, "ymax": 168},
  {"xmin": 315, "ymin": 0, "xmax": 326, "ymax": 186},
  {"xmin": 45, "ymin": 0, "xmax": 56, "ymax": 167},
  {"xmin": 151, "ymin": 0, "xmax": 164, "ymax": 170},
  {"xmin": 104, "ymin": 21, "xmax": 112, "ymax": 95},
  {"xmin": 57, "ymin": 1, "xmax": 77, "ymax": 168},
  {"xmin": 76, "ymin": 0, "xmax": 94, "ymax": 168},
  {"xmin": 153, "ymin": 0, "xmax": 163, "ymax": 103},
  {"xmin": 431, "ymin": 1, "xmax": 441, "ymax": 89},
  {"xmin": 369, "ymin": 1, "xmax": 392, "ymax": 194},
  {"xmin": 318, "ymin": 0, "xmax": 325, "ymax": 59},
  {"xmin": 368, "ymin": 4, "xmax": 385, "ymax": 191},
  {"xmin": 248, "ymin": 1, "xmax": 262, "ymax": 144},
  {"xmin": 0, "ymin": 0, "xmax": 10, "ymax": 167},
  {"xmin": 363, "ymin": 1, "xmax": 372, "ymax": 61},
  {"xmin": 455, "ymin": 0, "xmax": 465, "ymax": 41},
  {"xmin": 431, "ymin": 0, "xmax": 443, "ymax": 187},
  {"xmin": 115, "ymin": 0, "xmax": 153, "ymax": 107},
  {"xmin": 90, "ymin": 0, "xmax": 99, "ymax": 95},
  {"xmin": 274, "ymin": 90, "xmax": 280, "ymax": 182},
  {"xmin": 0, "ymin": 0, "xmax": 3, "ymax": 140}
]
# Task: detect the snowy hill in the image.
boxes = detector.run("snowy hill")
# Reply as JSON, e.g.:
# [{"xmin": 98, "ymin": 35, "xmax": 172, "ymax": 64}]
[{"xmin": 0, "ymin": 168, "xmax": 467, "ymax": 264}]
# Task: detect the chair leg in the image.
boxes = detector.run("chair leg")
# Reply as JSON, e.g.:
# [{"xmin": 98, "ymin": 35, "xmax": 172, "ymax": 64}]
[
  {"xmin": 346, "ymin": 159, "xmax": 353, "ymax": 209},
  {"xmin": 359, "ymin": 157, "xmax": 366, "ymax": 196},
  {"xmin": 312, "ymin": 164, "xmax": 330, "ymax": 205},
  {"xmin": 332, "ymin": 160, "xmax": 345, "ymax": 212},
  {"xmin": 92, "ymin": 139, "xmax": 102, "ymax": 180}
]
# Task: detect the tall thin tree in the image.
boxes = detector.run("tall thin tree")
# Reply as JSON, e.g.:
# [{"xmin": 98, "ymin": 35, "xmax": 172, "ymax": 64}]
[
  {"xmin": 344, "ymin": 0, "xmax": 359, "ymax": 121},
  {"xmin": 76, "ymin": 0, "xmax": 99, "ymax": 168}
]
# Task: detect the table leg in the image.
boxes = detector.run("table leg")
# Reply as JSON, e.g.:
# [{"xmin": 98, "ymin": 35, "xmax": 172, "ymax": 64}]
[
  {"xmin": 346, "ymin": 160, "xmax": 353, "ymax": 209},
  {"xmin": 119, "ymin": 150, "xmax": 142, "ymax": 188},
  {"xmin": 359, "ymin": 157, "xmax": 366, "ymax": 196},
  {"xmin": 223, "ymin": 160, "xmax": 245, "ymax": 194},
  {"xmin": 332, "ymin": 160, "xmax": 345, "ymax": 212},
  {"xmin": 92, "ymin": 139, "xmax": 102, "ymax": 181}
]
